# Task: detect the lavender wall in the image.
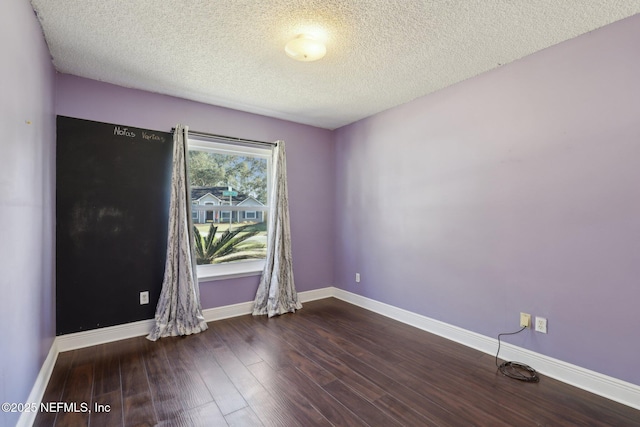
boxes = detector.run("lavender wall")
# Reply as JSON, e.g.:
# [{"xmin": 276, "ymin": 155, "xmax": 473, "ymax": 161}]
[
  {"xmin": 334, "ymin": 15, "xmax": 640, "ymax": 386},
  {"xmin": 55, "ymin": 75, "xmax": 335, "ymax": 309},
  {"xmin": 0, "ymin": 1, "xmax": 56, "ymax": 426}
]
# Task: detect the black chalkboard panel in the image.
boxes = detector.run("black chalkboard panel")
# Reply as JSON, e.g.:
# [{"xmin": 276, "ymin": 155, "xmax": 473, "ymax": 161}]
[{"xmin": 56, "ymin": 116, "xmax": 173, "ymax": 335}]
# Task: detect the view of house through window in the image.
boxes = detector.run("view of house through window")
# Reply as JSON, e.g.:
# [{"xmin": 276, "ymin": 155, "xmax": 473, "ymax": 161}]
[{"xmin": 188, "ymin": 140, "xmax": 270, "ymax": 269}]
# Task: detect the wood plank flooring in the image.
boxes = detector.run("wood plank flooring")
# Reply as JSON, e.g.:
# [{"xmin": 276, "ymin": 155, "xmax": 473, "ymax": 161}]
[{"xmin": 34, "ymin": 298, "xmax": 640, "ymax": 426}]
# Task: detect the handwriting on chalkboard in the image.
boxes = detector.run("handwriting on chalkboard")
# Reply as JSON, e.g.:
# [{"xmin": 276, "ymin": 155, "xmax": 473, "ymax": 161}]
[
  {"xmin": 113, "ymin": 126, "xmax": 136, "ymax": 138},
  {"xmin": 141, "ymin": 131, "xmax": 166, "ymax": 143},
  {"xmin": 112, "ymin": 126, "xmax": 166, "ymax": 143}
]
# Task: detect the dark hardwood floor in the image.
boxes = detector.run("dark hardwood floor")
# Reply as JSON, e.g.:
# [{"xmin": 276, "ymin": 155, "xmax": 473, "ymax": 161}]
[{"xmin": 34, "ymin": 298, "xmax": 639, "ymax": 426}]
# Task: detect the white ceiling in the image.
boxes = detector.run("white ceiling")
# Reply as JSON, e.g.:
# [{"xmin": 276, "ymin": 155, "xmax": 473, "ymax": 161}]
[{"xmin": 30, "ymin": 1, "xmax": 640, "ymax": 130}]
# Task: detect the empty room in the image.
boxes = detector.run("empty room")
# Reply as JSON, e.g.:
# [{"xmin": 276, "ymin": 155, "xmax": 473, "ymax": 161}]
[{"xmin": 1, "ymin": 1, "xmax": 640, "ymax": 426}]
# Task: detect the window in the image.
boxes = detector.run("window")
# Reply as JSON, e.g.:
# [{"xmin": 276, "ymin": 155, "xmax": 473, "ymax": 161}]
[
  {"xmin": 188, "ymin": 138, "xmax": 271, "ymax": 280},
  {"xmin": 191, "ymin": 201, "xmax": 199, "ymax": 221}
]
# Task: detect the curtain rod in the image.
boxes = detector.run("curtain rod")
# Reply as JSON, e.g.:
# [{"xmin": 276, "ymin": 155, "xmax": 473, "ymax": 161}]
[{"xmin": 171, "ymin": 128, "xmax": 277, "ymax": 147}]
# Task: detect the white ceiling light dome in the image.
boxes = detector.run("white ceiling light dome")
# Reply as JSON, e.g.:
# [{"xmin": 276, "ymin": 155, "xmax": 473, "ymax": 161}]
[{"xmin": 285, "ymin": 34, "xmax": 327, "ymax": 62}]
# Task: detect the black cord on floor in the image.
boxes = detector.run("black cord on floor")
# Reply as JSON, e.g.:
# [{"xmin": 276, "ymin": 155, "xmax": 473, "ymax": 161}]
[{"xmin": 495, "ymin": 326, "xmax": 540, "ymax": 383}]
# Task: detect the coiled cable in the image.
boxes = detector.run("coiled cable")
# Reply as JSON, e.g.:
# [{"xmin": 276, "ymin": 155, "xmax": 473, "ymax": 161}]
[{"xmin": 495, "ymin": 326, "xmax": 540, "ymax": 383}]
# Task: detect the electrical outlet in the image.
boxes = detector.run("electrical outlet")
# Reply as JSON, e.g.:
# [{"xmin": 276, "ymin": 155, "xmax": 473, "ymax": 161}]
[
  {"xmin": 355, "ymin": 273, "xmax": 361, "ymax": 283},
  {"xmin": 140, "ymin": 291, "xmax": 149, "ymax": 305},
  {"xmin": 535, "ymin": 317, "xmax": 548, "ymax": 333},
  {"xmin": 520, "ymin": 312, "xmax": 531, "ymax": 328}
]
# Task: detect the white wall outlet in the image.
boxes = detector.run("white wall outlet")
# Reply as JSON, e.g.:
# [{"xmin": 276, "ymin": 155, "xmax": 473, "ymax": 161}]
[
  {"xmin": 535, "ymin": 317, "xmax": 548, "ymax": 333},
  {"xmin": 140, "ymin": 291, "xmax": 149, "ymax": 305},
  {"xmin": 520, "ymin": 312, "xmax": 531, "ymax": 328},
  {"xmin": 355, "ymin": 273, "xmax": 361, "ymax": 283}
]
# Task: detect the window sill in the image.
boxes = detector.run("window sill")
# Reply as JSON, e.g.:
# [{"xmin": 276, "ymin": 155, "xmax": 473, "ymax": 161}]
[{"xmin": 197, "ymin": 259, "xmax": 265, "ymax": 282}]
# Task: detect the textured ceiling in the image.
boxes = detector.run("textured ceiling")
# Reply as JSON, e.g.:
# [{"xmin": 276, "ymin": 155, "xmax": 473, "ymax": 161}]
[{"xmin": 31, "ymin": 1, "xmax": 640, "ymax": 129}]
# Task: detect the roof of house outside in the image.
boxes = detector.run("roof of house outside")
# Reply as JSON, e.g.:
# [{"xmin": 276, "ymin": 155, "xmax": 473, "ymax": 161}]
[{"xmin": 191, "ymin": 186, "xmax": 249, "ymax": 204}]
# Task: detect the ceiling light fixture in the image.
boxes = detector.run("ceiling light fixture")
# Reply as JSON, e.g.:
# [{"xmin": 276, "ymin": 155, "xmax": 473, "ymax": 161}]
[{"xmin": 285, "ymin": 34, "xmax": 326, "ymax": 62}]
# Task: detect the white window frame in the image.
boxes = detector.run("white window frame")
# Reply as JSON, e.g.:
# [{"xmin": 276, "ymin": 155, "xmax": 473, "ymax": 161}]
[
  {"xmin": 188, "ymin": 138, "xmax": 272, "ymax": 281},
  {"xmin": 244, "ymin": 211, "xmax": 257, "ymax": 220}
]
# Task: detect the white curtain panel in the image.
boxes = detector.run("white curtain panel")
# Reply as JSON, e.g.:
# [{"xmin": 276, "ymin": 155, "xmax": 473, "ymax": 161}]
[
  {"xmin": 147, "ymin": 125, "xmax": 208, "ymax": 341},
  {"xmin": 253, "ymin": 140, "xmax": 302, "ymax": 317}
]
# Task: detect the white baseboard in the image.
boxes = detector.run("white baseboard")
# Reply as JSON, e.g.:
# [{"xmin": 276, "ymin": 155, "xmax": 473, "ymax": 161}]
[
  {"xmin": 24, "ymin": 285, "xmax": 640, "ymax": 424},
  {"xmin": 332, "ymin": 288, "xmax": 640, "ymax": 411},
  {"xmin": 203, "ymin": 300, "xmax": 254, "ymax": 322},
  {"xmin": 201, "ymin": 287, "xmax": 334, "ymax": 321},
  {"xmin": 56, "ymin": 319, "xmax": 156, "ymax": 352},
  {"xmin": 297, "ymin": 286, "xmax": 335, "ymax": 302},
  {"xmin": 17, "ymin": 341, "xmax": 59, "ymax": 427}
]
